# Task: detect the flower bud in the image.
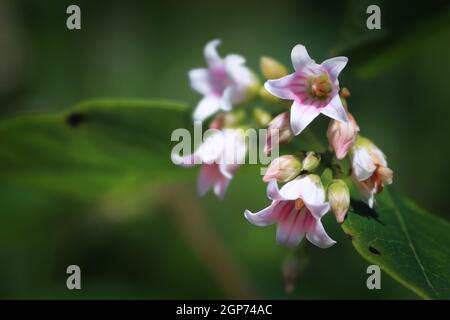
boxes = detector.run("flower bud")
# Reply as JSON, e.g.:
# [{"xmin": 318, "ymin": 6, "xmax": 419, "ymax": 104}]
[
  {"xmin": 302, "ymin": 151, "xmax": 320, "ymax": 172},
  {"xmin": 260, "ymin": 56, "xmax": 288, "ymax": 80},
  {"xmin": 327, "ymin": 180, "xmax": 350, "ymax": 224},
  {"xmin": 327, "ymin": 112, "xmax": 360, "ymax": 159},
  {"xmin": 263, "ymin": 155, "xmax": 302, "ymax": 183},
  {"xmin": 253, "ymin": 108, "xmax": 272, "ymax": 128},
  {"xmin": 340, "ymin": 87, "xmax": 351, "ymax": 99},
  {"xmin": 264, "ymin": 112, "xmax": 294, "ymax": 155}
]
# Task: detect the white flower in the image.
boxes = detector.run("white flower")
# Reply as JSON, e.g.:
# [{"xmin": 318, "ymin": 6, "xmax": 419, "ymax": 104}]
[
  {"xmin": 350, "ymin": 136, "xmax": 393, "ymax": 208},
  {"xmin": 189, "ymin": 40, "xmax": 259, "ymax": 121},
  {"xmin": 172, "ymin": 129, "xmax": 247, "ymax": 199}
]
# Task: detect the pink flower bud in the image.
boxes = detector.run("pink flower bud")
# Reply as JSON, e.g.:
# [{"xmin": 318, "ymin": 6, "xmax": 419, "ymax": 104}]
[
  {"xmin": 327, "ymin": 112, "xmax": 360, "ymax": 159},
  {"xmin": 263, "ymin": 155, "xmax": 302, "ymax": 183},
  {"xmin": 264, "ymin": 112, "xmax": 293, "ymax": 155}
]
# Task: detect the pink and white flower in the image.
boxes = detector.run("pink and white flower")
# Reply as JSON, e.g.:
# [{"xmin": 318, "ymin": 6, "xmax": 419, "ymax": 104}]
[
  {"xmin": 189, "ymin": 40, "xmax": 259, "ymax": 122},
  {"xmin": 244, "ymin": 176, "xmax": 336, "ymax": 248},
  {"xmin": 350, "ymin": 137, "xmax": 393, "ymax": 208},
  {"xmin": 264, "ymin": 44, "xmax": 349, "ymax": 135},
  {"xmin": 172, "ymin": 129, "xmax": 247, "ymax": 199},
  {"xmin": 327, "ymin": 112, "xmax": 360, "ymax": 159}
]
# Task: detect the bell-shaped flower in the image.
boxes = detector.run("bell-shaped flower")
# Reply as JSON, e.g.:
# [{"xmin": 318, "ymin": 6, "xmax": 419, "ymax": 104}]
[
  {"xmin": 264, "ymin": 44, "xmax": 349, "ymax": 135},
  {"xmin": 327, "ymin": 112, "xmax": 360, "ymax": 159},
  {"xmin": 189, "ymin": 40, "xmax": 259, "ymax": 122},
  {"xmin": 244, "ymin": 175, "xmax": 336, "ymax": 248},
  {"xmin": 172, "ymin": 129, "xmax": 247, "ymax": 199},
  {"xmin": 350, "ymin": 136, "xmax": 393, "ymax": 208}
]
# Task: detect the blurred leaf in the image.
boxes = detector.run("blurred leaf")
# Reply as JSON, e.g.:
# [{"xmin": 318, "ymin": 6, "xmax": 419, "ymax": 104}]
[
  {"xmin": 0, "ymin": 98, "xmax": 194, "ymax": 198},
  {"xmin": 332, "ymin": 0, "xmax": 450, "ymax": 78},
  {"xmin": 342, "ymin": 187, "xmax": 450, "ymax": 299}
]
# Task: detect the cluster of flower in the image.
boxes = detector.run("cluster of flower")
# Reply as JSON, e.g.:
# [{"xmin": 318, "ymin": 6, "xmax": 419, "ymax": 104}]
[{"xmin": 174, "ymin": 40, "xmax": 393, "ymax": 249}]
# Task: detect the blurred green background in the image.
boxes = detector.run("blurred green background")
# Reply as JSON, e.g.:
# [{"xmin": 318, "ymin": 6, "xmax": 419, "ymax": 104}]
[{"xmin": 0, "ymin": 0, "xmax": 449, "ymax": 299}]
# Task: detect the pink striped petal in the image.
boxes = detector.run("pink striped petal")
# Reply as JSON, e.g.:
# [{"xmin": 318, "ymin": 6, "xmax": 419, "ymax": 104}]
[
  {"xmin": 276, "ymin": 206, "xmax": 307, "ymax": 247},
  {"xmin": 321, "ymin": 95, "xmax": 348, "ymax": 123},
  {"xmin": 264, "ymin": 74, "xmax": 296, "ymax": 100},
  {"xmin": 290, "ymin": 100, "xmax": 320, "ymax": 135},
  {"xmin": 197, "ymin": 164, "xmax": 220, "ymax": 196},
  {"xmin": 305, "ymin": 217, "xmax": 336, "ymax": 248},
  {"xmin": 321, "ymin": 56, "xmax": 348, "ymax": 83},
  {"xmin": 244, "ymin": 202, "xmax": 278, "ymax": 227}
]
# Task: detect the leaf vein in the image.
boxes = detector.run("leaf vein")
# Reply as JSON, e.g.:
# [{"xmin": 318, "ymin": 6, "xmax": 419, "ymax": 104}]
[{"xmin": 387, "ymin": 190, "xmax": 439, "ymax": 298}]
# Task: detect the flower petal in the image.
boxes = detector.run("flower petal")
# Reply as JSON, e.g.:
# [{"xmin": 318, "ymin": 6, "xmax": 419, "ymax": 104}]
[
  {"xmin": 220, "ymin": 86, "xmax": 235, "ymax": 111},
  {"xmin": 225, "ymin": 55, "xmax": 253, "ymax": 84},
  {"xmin": 321, "ymin": 94, "xmax": 348, "ymax": 123},
  {"xmin": 213, "ymin": 176, "xmax": 230, "ymax": 200},
  {"xmin": 351, "ymin": 147, "xmax": 376, "ymax": 181},
  {"xmin": 244, "ymin": 201, "xmax": 278, "ymax": 227},
  {"xmin": 220, "ymin": 129, "xmax": 247, "ymax": 166},
  {"xmin": 290, "ymin": 100, "xmax": 320, "ymax": 135},
  {"xmin": 353, "ymin": 177, "xmax": 376, "ymax": 208},
  {"xmin": 219, "ymin": 163, "xmax": 239, "ymax": 179},
  {"xmin": 306, "ymin": 217, "xmax": 336, "ymax": 248},
  {"xmin": 321, "ymin": 56, "xmax": 348, "ymax": 83},
  {"xmin": 276, "ymin": 206, "xmax": 307, "ymax": 247},
  {"xmin": 197, "ymin": 164, "xmax": 220, "ymax": 196},
  {"xmin": 189, "ymin": 68, "xmax": 211, "ymax": 95},
  {"xmin": 196, "ymin": 131, "xmax": 224, "ymax": 163},
  {"xmin": 225, "ymin": 54, "xmax": 246, "ymax": 68},
  {"xmin": 193, "ymin": 96, "xmax": 221, "ymax": 121},
  {"xmin": 204, "ymin": 39, "xmax": 222, "ymax": 66},
  {"xmin": 304, "ymin": 202, "xmax": 330, "ymax": 219},
  {"xmin": 267, "ymin": 179, "xmax": 289, "ymax": 200},
  {"xmin": 264, "ymin": 74, "xmax": 296, "ymax": 100},
  {"xmin": 297, "ymin": 175, "xmax": 326, "ymax": 204},
  {"xmin": 291, "ymin": 44, "xmax": 314, "ymax": 71}
]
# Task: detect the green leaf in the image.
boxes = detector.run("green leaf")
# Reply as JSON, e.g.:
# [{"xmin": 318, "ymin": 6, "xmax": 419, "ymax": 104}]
[
  {"xmin": 342, "ymin": 187, "xmax": 450, "ymax": 299},
  {"xmin": 0, "ymin": 98, "xmax": 194, "ymax": 198}
]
